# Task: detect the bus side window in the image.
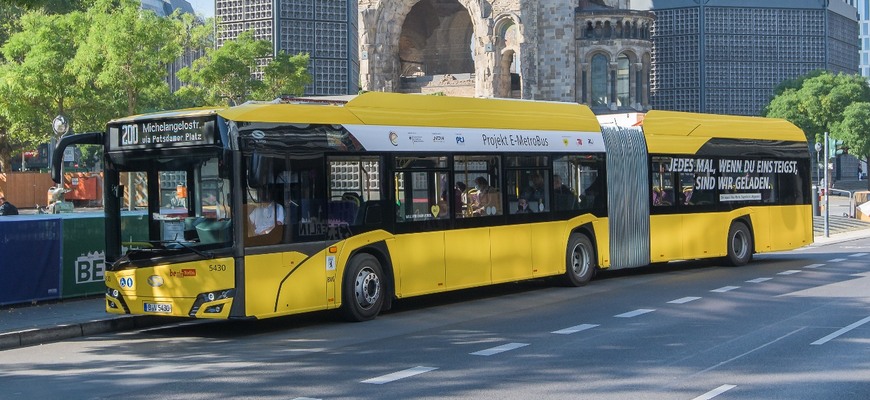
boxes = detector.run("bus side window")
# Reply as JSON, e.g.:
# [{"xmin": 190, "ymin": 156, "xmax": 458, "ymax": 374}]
[{"xmin": 651, "ymin": 157, "xmax": 674, "ymax": 207}]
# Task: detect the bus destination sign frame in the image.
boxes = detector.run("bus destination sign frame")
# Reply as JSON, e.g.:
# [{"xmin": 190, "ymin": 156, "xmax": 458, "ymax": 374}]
[{"xmin": 115, "ymin": 117, "xmax": 215, "ymax": 149}]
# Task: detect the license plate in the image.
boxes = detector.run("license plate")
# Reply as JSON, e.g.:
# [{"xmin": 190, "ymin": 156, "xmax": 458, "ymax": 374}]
[{"xmin": 144, "ymin": 302, "xmax": 172, "ymax": 313}]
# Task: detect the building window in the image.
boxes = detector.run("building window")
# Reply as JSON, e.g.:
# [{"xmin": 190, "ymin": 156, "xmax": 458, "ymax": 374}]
[
  {"xmin": 591, "ymin": 54, "xmax": 609, "ymax": 106},
  {"xmin": 616, "ymin": 55, "xmax": 630, "ymax": 107}
]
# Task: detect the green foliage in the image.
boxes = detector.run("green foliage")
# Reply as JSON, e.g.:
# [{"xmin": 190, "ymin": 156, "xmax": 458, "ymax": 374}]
[
  {"xmin": 832, "ymin": 102, "xmax": 870, "ymax": 160},
  {"xmin": 765, "ymin": 72, "xmax": 870, "ymax": 154},
  {"xmin": 179, "ymin": 30, "xmax": 312, "ymax": 105},
  {"xmin": 1, "ymin": 10, "xmax": 85, "ymax": 144},
  {"xmin": 75, "ymin": 0, "xmax": 181, "ymax": 116},
  {"xmin": 253, "ymin": 51, "xmax": 311, "ymax": 100},
  {"xmin": 178, "ymin": 30, "xmax": 271, "ymax": 106},
  {"xmin": 0, "ymin": 3, "xmax": 311, "ymax": 170}
]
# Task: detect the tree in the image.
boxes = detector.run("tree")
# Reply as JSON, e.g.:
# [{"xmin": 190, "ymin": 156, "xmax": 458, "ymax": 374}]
[
  {"xmin": 766, "ymin": 71, "xmax": 870, "ymax": 187},
  {"xmin": 0, "ymin": 10, "xmax": 86, "ymax": 170},
  {"xmin": 168, "ymin": 13, "xmax": 215, "ymax": 108},
  {"xmin": 765, "ymin": 71, "xmax": 870, "ymax": 144},
  {"xmin": 253, "ymin": 51, "xmax": 311, "ymax": 100},
  {"xmin": 833, "ymin": 103, "xmax": 870, "ymax": 164},
  {"xmin": 177, "ymin": 30, "xmax": 272, "ymax": 106},
  {"xmin": 74, "ymin": 0, "xmax": 181, "ymax": 116},
  {"xmin": 178, "ymin": 30, "xmax": 312, "ymax": 106}
]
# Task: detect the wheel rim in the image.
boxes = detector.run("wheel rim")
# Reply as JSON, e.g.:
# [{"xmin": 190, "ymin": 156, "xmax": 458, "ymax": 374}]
[
  {"xmin": 731, "ymin": 230, "xmax": 748, "ymax": 260},
  {"xmin": 354, "ymin": 267, "xmax": 380, "ymax": 310},
  {"xmin": 571, "ymin": 242, "xmax": 590, "ymax": 279}
]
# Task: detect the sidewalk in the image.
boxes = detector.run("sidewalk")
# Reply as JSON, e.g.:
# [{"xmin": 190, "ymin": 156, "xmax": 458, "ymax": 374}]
[{"xmin": 0, "ymin": 297, "xmax": 166, "ymax": 350}]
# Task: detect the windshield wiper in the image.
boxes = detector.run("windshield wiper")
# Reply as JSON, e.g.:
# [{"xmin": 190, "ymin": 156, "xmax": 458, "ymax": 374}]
[{"xmin": 163, "ymin": 239, "xmax": 216, "ymax": 259}]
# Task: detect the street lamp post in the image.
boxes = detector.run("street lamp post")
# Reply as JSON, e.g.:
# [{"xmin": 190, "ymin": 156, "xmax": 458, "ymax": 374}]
[{"xmin": 49, "ymin": 115, "xmax": 70, "ymax": 174}]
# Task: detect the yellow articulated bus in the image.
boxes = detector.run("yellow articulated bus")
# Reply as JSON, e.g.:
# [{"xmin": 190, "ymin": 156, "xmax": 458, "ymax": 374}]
[{"xmin": 52, "ymin": 92, "xmax": 813, "ymax": 322}]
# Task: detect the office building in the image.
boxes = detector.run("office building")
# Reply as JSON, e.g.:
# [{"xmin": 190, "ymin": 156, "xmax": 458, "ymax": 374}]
[
  {"xmin": 216, "ymin": 0, "xmax": 359, "ymax": 95},
  {"xmin": 650, "ymin": 0, "xmax": 859, "ymax": 116}
]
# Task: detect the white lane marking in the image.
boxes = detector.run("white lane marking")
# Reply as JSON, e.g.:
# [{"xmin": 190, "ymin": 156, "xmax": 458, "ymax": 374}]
[
  {"xmin": 803, "ymin": 263, "xmax": 825, "ymax": 269},
  {"xmin": 614, "ymin": 309, "xmax": 655, "ymax": 318},
  {"xmin": 828, "ymin": 258, "xmax": 847, "ymax": 262},
  {"xmin": 695, "ymin": 328, "xmax": 803, "ymax": 376},
  {"xmin": 293, "ymin": 398, "xmax": 321, "ymax": 400},
  {"xmin": 692, "ymin": 384, "xmax": 737, "ymax": 400},
  {"xmin": 668, "ymin": 296, "xmax": 702, "ymax": 304},
  {"xmin": 552, "ymin": 324, "xmax": 599, "ymax": 335},
  {"xmin": 811, "ymin": 315, "xmax": 870, "ymax": 345},
  {"xmin": 361, "ymin": 366, "xmax": 438, "ymax": 384},
  {"xmin": 777, "ymin": 270, "xmax": 801, "ymax": 275},
  {"xmin": 746, "ymin": 277, "xmax": 772, "ymax": 283},
  {"xmin": 470, "ymin": 342, "xmax": 529, "ymax": 356},
  {"xmin": 710, "ymin": 286, "xmax": 740, "ymax": 293},
  {"xmin": 848, "ymin": 253, "xmax": 868, "ymax": 257}
]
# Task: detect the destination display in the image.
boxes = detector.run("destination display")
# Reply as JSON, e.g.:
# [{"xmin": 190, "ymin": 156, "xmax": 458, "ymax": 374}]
[{"xmin": 110, "ymin": 117, "xmax": 215, "ymax": 149}]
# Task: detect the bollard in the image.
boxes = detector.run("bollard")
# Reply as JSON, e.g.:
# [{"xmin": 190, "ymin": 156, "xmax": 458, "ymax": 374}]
[{"xmin": 812, "ymin": 186, "xmax": 820, "ymax": 216}]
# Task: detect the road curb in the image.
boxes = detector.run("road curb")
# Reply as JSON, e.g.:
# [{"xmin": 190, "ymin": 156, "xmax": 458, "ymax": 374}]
[{"xmin": 0, "ymin": 315, "xmax": 169, "ymax": 351}]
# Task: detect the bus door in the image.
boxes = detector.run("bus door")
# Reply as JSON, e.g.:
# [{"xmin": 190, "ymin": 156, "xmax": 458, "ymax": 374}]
[
  {"xmin": 243, "ymin": 154, "xmax": 331, "ymax": 316},
  {"xmin": 649, "ymin": 157, "xmax": 683, "ymax": 262},
  {"xmin": 392, "ymin": 156, "xmax": 449, "ymax": 296}
]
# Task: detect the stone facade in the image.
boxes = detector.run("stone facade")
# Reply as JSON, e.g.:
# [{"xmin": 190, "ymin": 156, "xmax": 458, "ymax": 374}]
[{"xmin": 359, "ymin": 0, "xmax": 653, "ymax": 112}]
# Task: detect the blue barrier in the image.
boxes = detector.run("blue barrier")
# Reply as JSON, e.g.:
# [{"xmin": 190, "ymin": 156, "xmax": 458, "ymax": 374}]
[{"xmin": 0, "ymin": 215, "xmax": 63, "ymax": 306}]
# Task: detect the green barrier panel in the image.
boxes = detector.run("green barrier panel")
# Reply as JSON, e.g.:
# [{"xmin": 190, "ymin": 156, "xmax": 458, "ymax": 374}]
[{"xmin": 60, "ymin": 212, "xmax": 148, "ymax": 298}]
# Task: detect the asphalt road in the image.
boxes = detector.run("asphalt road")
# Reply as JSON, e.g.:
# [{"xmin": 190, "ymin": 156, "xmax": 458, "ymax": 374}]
[{"xmin": 1, "ymin": 240, "xmax": 868, "ymax": 400}]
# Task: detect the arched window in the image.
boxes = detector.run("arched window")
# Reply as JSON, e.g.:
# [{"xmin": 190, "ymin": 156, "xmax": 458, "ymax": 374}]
[
  {"xmin": 591, "ymin": 54, "xmax": 609, "ymax": 107},
  {"xmin": 616, "ymin": 54, "xmax": 630, "ymax": 107}
]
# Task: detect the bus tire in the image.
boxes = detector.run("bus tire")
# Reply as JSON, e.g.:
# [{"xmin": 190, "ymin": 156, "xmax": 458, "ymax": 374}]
[
  {"xmin": 563, "ymin": 233, "xmax": 596, "ymax": 287},
  {"xmin": 726, "ymin": 221, "xmax": 753, "ymax": 266},
  {"xmin": 341, "ymin": 254, "xmax": 385, "ymax": 322}
]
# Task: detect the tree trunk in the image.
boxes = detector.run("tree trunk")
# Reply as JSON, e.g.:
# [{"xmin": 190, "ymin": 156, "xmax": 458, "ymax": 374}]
[{"xmin": 0, "ymin": 127, "xmax": 13, "ymax": 173}]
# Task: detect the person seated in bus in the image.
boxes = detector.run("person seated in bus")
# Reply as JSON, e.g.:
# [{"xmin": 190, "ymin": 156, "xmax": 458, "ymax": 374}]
[
  {"xmin": 580, "ymin": 176, "xmax": 603, "ymax": 210},
  {"xmin": 515, "ymin": 198, "xmax": 533, "ymax": 214},
  {"xmin": 522, "ymin": 174, "xmax": 546, "ymax": 205},
  {"xmin": 249, "ymin": 189, "xmax": 285, "ymax": 236},
  {"xmin": 471, "ymin": 177, "xmax": 500, "ymax": 216},
  {"xmin": 454, "ymin": 181, "xmax": 467, "ymax": 217},
  {"xmin": 553, "ymin": 175, "xmax": 578, "ymax": 210},
  {"xmin": 652, "ymin": 186, "xmax": 672, "ymax": 206},
  {"xmin": 682, "ymin": 186, "xmax": 694, "ymax": 205}
]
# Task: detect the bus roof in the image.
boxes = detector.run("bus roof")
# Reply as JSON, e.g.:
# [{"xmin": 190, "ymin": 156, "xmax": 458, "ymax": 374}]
[
  {"xmin": 346, "ymin": 92, "xmax": 601, "ymax": 132},
  {"xmin": 218, "ymin": 101, "xmax": 364, "ymax": 125},
  {"xmin": 640, "ymin": 110, "xmax": 807, "ymax": 155},
  {"xmin": 109, "ymin": 107, "xmax": 223, "ymax": 124},
  {"xmin": 641, "ymin": 110, "xmax": 806, "ymax": 142},
  {"xmin": 218, "ymin": 92, "xmax": 601, "ymax": 133}
]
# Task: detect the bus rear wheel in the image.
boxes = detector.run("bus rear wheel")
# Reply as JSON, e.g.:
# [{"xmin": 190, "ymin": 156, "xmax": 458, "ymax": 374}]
[
  {"xmin": 341, "ymin": 254, "xmax": 385, "ymax": 322},
  {"xmin": 563, "ymin": 233, "xmax": 596, "ymax": 287},
  {"xmin": 726, "ymin": 221, "xmax": 753, "ymax": 266}
]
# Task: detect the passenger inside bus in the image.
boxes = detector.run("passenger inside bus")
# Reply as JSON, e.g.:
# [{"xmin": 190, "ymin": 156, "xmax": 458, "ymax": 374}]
[
  {"xmin": 249, "ymin": 187, "xmax": 285, "ymax": 236},
  {"xmin": 515, "ymin": 198, "xmax": 533, "ymax": 213},
  {"xmin": 471, "ymin": 177, "xmax": 500, "ymax": 216},
  {"xmin": 553, "ymin": 175, "xmax": 578, "ymax": 210},
  {"xmin": 454, "ymin": 181, "xmax": 467, "ymax": 216}
]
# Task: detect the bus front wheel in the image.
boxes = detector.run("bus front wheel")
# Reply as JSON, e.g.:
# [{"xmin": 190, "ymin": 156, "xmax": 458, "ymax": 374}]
[
  {"xmin": 726, "ymin": 222, "xmax": 753, "ymax": 266},
  {"xmin": 563, "ymin": 233, "xmax": 596, "ymax": 287},
  {"xmin": 341, "ymin": 254, "xmax": 385, "ymax": 322}
]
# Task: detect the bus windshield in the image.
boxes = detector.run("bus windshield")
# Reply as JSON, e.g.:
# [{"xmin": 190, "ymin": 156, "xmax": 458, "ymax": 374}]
[{"xmin": 117, "ymin": 154, "xmax": 232, "ymax": 262}]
